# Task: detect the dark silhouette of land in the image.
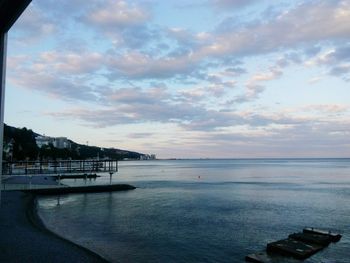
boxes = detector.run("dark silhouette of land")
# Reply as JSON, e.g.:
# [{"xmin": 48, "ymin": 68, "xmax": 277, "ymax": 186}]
[{"xmin": 3, "ymin": 124, "xmax": 144, "ymax": 161}]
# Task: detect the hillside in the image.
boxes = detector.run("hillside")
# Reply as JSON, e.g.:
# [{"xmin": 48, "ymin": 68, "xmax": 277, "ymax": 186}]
[{"xmin": 3, "ymin": 124, "xmax": 144, "ymax": 161}]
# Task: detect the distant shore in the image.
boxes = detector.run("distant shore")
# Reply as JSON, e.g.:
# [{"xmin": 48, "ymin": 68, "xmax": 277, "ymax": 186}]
[{"xmin": 0, "ymin": 191, "xmax": 109, "ymax": 263}]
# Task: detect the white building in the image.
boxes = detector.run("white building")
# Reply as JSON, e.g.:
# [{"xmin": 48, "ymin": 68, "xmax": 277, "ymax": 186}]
[
  {"xmin": 35, "ymin": 136, "xmax": 52, "ymax": 148},
  {"xmin": 140, "ymin": 154, "xmax": 157, "ymax": 160},
  {"xmin": 54, "ymin": 137, "xmax": 71, "ymax": 149},
  {"xmin": 35, "ymin": 136, "xmax": 71, "ymax": 149}
]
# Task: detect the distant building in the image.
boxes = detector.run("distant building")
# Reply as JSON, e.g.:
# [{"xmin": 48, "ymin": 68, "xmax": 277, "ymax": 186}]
[
  {"xmin": 140, "ymin": 154, "xmax": 156, "ymax": 160},
  {"xmin": 54, "ymin": 137, "xmax": 71, "ymax": 149},
  {"xmin": 35, "ymin": 135, "xmax": 71, "ymax": 149},
  {"xmin": 35, "ymin": 136, "xmax": 52, "ymax": 148}
]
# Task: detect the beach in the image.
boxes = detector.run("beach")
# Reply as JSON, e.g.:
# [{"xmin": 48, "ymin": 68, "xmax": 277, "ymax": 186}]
[{"xmin": 0, "ymin": 191, "xmax": 107, "ymax": 263}]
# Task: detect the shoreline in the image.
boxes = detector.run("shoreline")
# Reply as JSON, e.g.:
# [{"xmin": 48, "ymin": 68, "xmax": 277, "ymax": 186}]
[
  {"xmin": 28, "ymin": 193, "xmax": 110, "ymax": 263},
  {"xmin": 0, "ymin": 191, "xmax": 109, "ymax": 263}
]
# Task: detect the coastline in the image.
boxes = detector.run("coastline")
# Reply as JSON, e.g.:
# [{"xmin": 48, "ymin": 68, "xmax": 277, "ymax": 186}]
[{"xmin": 0, "ymin": 191, "xmax": 109, "ymax": 263}]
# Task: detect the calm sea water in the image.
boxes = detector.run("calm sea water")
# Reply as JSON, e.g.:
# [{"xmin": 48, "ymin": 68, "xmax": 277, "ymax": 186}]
[{"xmin": 37, "ymin": 159, "xmax": 350, "ymax": 262}]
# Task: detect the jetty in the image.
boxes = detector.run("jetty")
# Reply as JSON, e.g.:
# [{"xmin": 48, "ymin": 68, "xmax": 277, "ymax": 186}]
[
  {"xmin": 24, "ymin": 184, "xmax": 136, "ymax": 195},
  {"xmin": 2, "ymin": 159, "xmax": 118, "ymax": 176},
  {"xmin": 246, "ymin": 227, "xmax": 342, "ymax": 262},
  {"xmin": 2, "ymin": 159, "xmax": 137, "ymax": 195}
]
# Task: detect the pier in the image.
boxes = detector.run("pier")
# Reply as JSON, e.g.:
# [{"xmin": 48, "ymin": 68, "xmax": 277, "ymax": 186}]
[
  {"xmin": 2, "ymin": 159, "xmax": 118, "ymax": 176},
  {"xmin": 0, "ymin": 159, "xmax": 137, "ymax": 194}
]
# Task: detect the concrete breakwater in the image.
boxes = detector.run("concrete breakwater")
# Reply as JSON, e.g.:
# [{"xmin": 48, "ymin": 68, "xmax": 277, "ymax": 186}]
[
  {"xmin": 246, "ymin": 227, "xmax": 342, "ymax": 262},
  {"xmin": 24, "ymin": 184, "xmax": 136, "ymax": 195}
]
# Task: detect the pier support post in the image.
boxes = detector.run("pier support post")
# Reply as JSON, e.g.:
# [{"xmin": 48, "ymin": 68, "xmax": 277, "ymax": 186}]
[
  {"xmin": 29, "ymin": 174, "xmax": 32, "ymax": 189},
  {"xmin": 109, "ymin": 172, "xmax": 113, "ymax": 184}
]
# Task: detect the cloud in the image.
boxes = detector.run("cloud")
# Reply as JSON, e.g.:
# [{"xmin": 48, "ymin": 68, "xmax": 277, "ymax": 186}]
[
  {"xmin": 9, "ymin": 70, "xmax": 97, "ymax": 101},
  {"xmin": 37, "ymin": 51, "xmax": 104, "ymax": 75},
  {"xmin": 46, "ymin": 88, "xmax": 246, "ymax": 130},
  {"xmin": 79, "ymin": 0, "xmax": 155, "ymax": 48},
  {"xmin": 11, "ymin": 0, "xmax": 350, "ymax": 82},
  {"xmin": 16, "ymin": 0, "xmax": 346, "ymax": 86},
  {"xmin": 6, "ymin": 0, "xmax": 350, "ymax": 158},
  {"xmin": 11, "ymin": 3, "xmax": 56, "ymax": 42},
  {"xmin": 49, "ymin": 103, "xmax": 350, "ymax": 157},
  {"xmin": 308, "ymin": 76, "xmax": 322, "ymax": 84},
  {"xmin": 127, "ymin": 133, "xmax": 154, "ymax": 139},
  {"xmin": 8, "ymin": 1, "xmax": 350, "ymax": 111},
  {"xmin": 85, "ymin": 1, "xmax": 150, "ymax": 28},
  {"xmin": 33, "ymin": 0, "xmax": 94, "ymax": 18},
  {"xmin": 211, "ymin": 0, "xmax": 259, "ymax": 10},
  {"xmin": 192, "ymin": 120, "xmax": 350, "ymax": 157},
  {"xmin": 306, "ymin": 44, "xmax": 350, "ymax": 79},
  {"xmin": 47, "ymin": 92, "xmax": 322, "ymax": 132},
  {"xmin": 90, "ymin": 1, "xmax": 350, "ymax": 81},
  {"xmin": 231, "ymin": 66, "xmax": 283, "ymax": 103},
  {"xmin": 309, "ymin": 46, "xmax": 350, "ymax": 65},
  {"xmin": 301, "ymin": 104, "xmax": 349, "ymax": 114},
  {"xmin": 104, "ymin": 86, "xmax": 169, "ymax": 105},
  {"xmin": 105, "ymin": 50, "xmax": 198, "ymax": 79},
  {"xmin": 250, "ymin": 68, "xmax": 283, "ymax": 82},
  {"xmin": 330, "ymin": 65, "xmax": 350, "ymax": 78},
  {"xmin": 224, "ymin": 67, "xmax": 247, "ymax": 76},
  {"xmin": 201, "ymin": 1, "xmax": 350, "ymax": 57},
  {"xmin": 7, "ymin": 51, "xmax": 103, "ymax": 101}
]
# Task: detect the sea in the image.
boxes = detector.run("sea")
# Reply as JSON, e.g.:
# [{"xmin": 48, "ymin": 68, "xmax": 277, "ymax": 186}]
[{"xmin": 37, "ymin": 159, "xmax": 350, "ymax": 263}]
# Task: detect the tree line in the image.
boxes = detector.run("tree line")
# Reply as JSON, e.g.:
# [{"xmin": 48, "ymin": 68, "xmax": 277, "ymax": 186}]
[{"xmin": 3, "ymin": 124, "xmax": 143, "ymax": 161}]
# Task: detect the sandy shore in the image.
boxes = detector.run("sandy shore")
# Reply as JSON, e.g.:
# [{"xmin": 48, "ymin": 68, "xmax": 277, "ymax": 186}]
[{"xmin": 0, "ymin": 191, "xmax": 108, "ymax": 263}]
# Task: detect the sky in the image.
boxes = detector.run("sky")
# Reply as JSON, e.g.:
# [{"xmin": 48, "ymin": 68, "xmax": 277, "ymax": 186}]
[{"xmin": 4, "ymin": 0, "xmax": 350, "ymax": 158}]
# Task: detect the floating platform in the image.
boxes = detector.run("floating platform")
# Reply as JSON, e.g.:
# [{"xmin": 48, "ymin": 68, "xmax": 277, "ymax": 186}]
[
  {"xmin": 246, "ymin": 227, "xmax": 342, "ymax": 262},
  {"xmin": 289, "ymin": 232, "xmax": 332, "ymax": 246},
  {"xmin": 267, "ymin": 238, "xmax": 323, "ymax": 260},
  {"xmin": 303, "ymin": 227, "xmax": 342, "ymax": 242},
  {"xmin": 23, "ymin": 184, "xmax": 136, "ymax": 195}
]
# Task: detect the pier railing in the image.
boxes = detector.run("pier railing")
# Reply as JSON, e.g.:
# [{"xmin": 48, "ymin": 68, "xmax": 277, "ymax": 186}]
[{"xmin": 2, "ymin": 159, "xmax": 118, "ymax": 176}]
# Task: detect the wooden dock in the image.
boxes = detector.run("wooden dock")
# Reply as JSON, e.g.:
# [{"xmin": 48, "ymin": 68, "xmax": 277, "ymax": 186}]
[{"xmin": 245, "ymin": 227, "xmax": 342, "ymax": 262}]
